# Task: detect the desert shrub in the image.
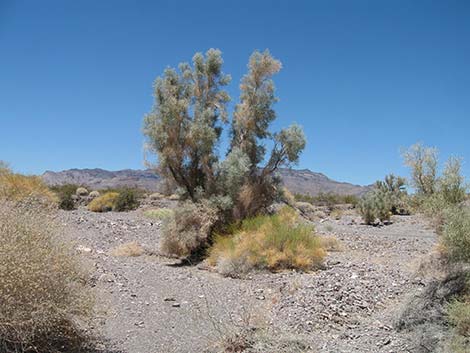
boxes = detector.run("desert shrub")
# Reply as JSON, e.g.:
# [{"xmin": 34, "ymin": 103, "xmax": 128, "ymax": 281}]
[
  {"xmin": 441, "ymin": 207, "xmax": 470, "ymax": 263},
  {"xmin": 375, "ymin": 174, "xmax": 409, "ymax": 215},
  {"xmin": 87, "ymin": 192, "xmax": 119, "ymax": 212},
  {"xmin": 358, "ymin": 190, "xmax": 391, "ymax": 225},
  {"xmin": 448, "ymin": 298, "xmax": 470, "ymax": 336},
  {"xmin": 111, "ymin": 242, "xmax": 145, "ymax": 257},
  {"xmin": 75, "ymin": 187, "xmax": 88, "ymax": 196},
  {"xmin": 446, "ymin": 296, "xmax": 470, "ymax": 352},
  {"xmin": 144, "ymin": 208, "xmax": 174, "ymax": 220},
  {"xmin": 113, "ymin": 188, "xmax": 140, "ymax": 211},
  {"xmin": 0, "ymin": 170, "xmax": 57, "ymax": 204},
  {"xmin": 50, "ymin": 184, "xmax": 79, "ymax": 210},
  {"xmin": 402, "ymin": 142, "xmax": 439, "ymax": 195},
  {"xmin": 439, "ymin": 156, "xmax": 467, "ymax": 205},
  {"xmin": 160, "ymin": 200, "xmax": 219, "ymax": 258},
  {"xmin": 0, "ymin": 201, "xmax": 94, "ymax": 352},
  {"xmin": 208, "ymin": 207, "xmax": 326, "ymax": 276},
  {"xmin": 281, "ymin": 187, "xmax": 296, "ymax": 207}
]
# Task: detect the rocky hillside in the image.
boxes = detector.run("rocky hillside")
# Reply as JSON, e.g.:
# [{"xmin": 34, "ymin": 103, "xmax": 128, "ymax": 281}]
[{"xmin": 42, "ymin": 168, "xmax": 370, "ymax": 196}]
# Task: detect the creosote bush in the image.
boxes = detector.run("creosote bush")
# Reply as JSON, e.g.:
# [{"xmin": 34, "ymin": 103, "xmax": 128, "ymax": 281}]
[
  {"xmin": 0, "ymin": 200, "xmax": 94, "ymax": 353},
  {"xmin": 87, "ymin": 192, "xmax": 120, "ymax": 212},
  {"xmin": 208, "ymin": 207, "xmax": 326, "ymax": 277}
]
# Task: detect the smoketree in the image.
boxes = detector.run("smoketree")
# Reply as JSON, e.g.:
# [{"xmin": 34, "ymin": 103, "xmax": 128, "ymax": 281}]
[
  {"xmin": 143, "ymin": 49, "xmax": 230, "ymax": 200},
  {"xmin": 402, "ymin": 142, "xmax": 438, "ymax": 195},
  {"xmin": 144, "ymin": 49, "xmax": 306, "ymax": 218}
]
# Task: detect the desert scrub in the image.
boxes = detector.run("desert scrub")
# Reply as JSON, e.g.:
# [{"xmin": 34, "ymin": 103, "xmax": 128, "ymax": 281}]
[
  {"xmin": 160, "ymin": 200, "xmax": 219, "ymax": 258},
  {"xmin": 0, "ymin": 201, "xmax": 95, "ymax": 352},
  {"xmin": 113, "ymin": 188, "xmax": 140, "ymax": 211},
  {"xmin": 447, "ymin": 297, "xmax": 470, "ymax": 352},
  {"xmin": 144, "ymin": 208, "xmax": 174, "ymax": 220},
  {"xmin": 441, "ymin": 207, "xmax": 470, "ymax": 263},
  {"xmin": 0, "ymin": 170, "xmax": 57, "ymax": 204},
  {"xmin": 358, "ymin": 190, "xmax": 391, "ymax": 225},
  {"xmin": 208, "ymin": 207, "xmax": 326, "ymax": 276},
  {"xmin": 87, "ymin": 192, "xmax": 119, "ymax": 212},
  {"xmin": 50, "ymin": 184, "xmax": 79, "ymax": 210}
]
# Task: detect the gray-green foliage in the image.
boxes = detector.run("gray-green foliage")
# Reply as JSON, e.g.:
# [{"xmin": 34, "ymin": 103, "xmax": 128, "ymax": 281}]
[
  {"xmin": 402, "ymin": 142, "xmax": 438, "ymax": 195},
  {"xmin": 442, "ymin": 207, "xmax": 470, "ymax": 263},
  {"xmin": 375, "ymin": 174, "xmax": 408, "ymax": 215},
  {"xmin": 144, "ymin": 49, "xmax": 306, "ymax": 219},
  {"xmin": 439, "ymin": 157, "xmax": 467, "ymax": 205},
  {"xmin": 143, "ymin": 49, "xmax": 230, "ymax": 200},
  {"xmin": 358, "ymin": 190, "xmax": 392, "ymax": 225}
]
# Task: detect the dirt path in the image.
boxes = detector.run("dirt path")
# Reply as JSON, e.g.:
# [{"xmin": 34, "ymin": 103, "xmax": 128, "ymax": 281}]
[{"xmin": 59, "ymin": 209, "xmax": 437, "ymax": 353}]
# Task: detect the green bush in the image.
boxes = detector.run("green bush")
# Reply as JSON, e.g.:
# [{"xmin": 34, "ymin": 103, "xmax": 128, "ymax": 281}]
[
  {"xmin": 0, "ymin": 201, "xmax": 95, "ymax": 352},
  {"xmin": 441, "ymin": 207, "xmax": 470, "ymax": 263},
  {"xmin": 113, "ymin": 188, "xmax": 140, "ymax": 211}
]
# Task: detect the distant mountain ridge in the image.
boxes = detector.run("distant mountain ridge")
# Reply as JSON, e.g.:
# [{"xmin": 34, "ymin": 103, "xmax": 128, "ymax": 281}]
[{"xmin": 42, "ymin": 168, "xmax": 370, "ymax": 196}]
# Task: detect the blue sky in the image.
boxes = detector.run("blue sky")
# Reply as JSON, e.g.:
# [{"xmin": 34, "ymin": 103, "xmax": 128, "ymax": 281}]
[{"xmin": 1, "ymin": 0, "xmax": 469, "ymax": 185}]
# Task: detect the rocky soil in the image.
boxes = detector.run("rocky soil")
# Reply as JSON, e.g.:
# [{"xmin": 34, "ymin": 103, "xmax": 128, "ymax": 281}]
[{"xmin": 59, "ymin": 207, "xmax": 437, "ymax": 353}]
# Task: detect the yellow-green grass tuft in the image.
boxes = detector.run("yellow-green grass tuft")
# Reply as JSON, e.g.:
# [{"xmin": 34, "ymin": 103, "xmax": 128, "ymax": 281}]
[{"xmin": 209, "ymin": 207, "xmax": 326, "ymax": 276}]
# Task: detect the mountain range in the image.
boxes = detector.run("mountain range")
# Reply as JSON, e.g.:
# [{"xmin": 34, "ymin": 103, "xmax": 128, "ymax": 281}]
[{"xmin": 42, "ymin": 168, "xmax": 370, "ymax": 196}]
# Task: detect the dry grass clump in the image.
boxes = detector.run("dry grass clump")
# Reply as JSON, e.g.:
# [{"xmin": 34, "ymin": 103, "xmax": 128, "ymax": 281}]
[
  {"xmin": 0, "ymin": 170, "xmax": 57, "ymax": 204},
  {"xmin": 0, "ymin": 201, "xmax": 94, "ymax": 353},
  {"xmin": 111, "ymin": 241, "xmax": 145, "ymax": 257},
  {"xmin": 208, "ymin": 207, "xmax": 326, "ymax": 277},
  {"xmin": 87, "ymin": 192, "xmax": 119, "ymax": 212},
  {"xmin": 160, "ymin": 201, "xmax": 219, "ymax": 257},
  {"xmin": 144, "ymin": 208, "xmax": 174, "ymax": 220}
]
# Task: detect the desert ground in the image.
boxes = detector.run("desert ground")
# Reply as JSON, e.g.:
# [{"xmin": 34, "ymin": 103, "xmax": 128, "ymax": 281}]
[{"xmin": 60, "ymin": 203, "xmax": 437, "ymax": 353}]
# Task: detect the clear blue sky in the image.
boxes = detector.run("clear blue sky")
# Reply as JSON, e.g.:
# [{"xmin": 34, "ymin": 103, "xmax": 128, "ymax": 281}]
[{"xmin": 1, "ymin": 0, "xmax": 469, "ymax": 185}]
